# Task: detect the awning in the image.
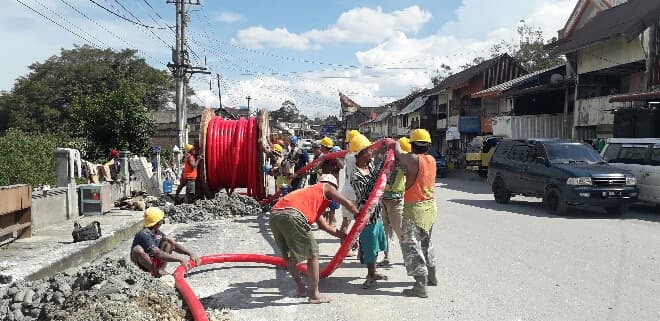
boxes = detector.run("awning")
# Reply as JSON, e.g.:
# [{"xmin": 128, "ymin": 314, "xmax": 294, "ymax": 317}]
[
  {"xmin": 399, "ymin": 96, "xmax": 428, "ymax": 115},
  {"xmin": 609, "ymin": 90, "xmax": 660, "ymax": 102}
]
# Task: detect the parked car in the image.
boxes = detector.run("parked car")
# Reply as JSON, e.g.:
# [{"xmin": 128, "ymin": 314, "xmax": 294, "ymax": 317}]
[
  {"xmin": 601, "ymin": 138, "xmax": 660, "ymax": 206},
  {"xmin": 487, "ymin": 139, "xmax": 639, "ymax": 215},
  {"xmin": 428, "ymin": 147, "xmax": 448, "ymax": 178},
  {"xmin": 465, "ymin": 135, "xmax": 502, "ymax": 177}
]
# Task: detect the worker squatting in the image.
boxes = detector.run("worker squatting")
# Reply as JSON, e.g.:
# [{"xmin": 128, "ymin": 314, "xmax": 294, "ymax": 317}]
[{"xmin": 130, "ymin": 128, "xmax": 439, "ymax": 303}]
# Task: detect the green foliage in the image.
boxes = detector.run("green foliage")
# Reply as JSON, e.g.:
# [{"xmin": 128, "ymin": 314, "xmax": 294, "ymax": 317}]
[
  {"xmin": 271, "ymin": 100, "xmax": 301, "ymax": 122},
  {"xmin": 0, "ymin": 92, "xmax": 9, "ymax": 132},
  {"xmin": 69, "ymin": 80, "xmax": 155, "ymax": 160},
  {"xmin": 0, "ymin": 129, "xmax": 81, "ymax": 187},
  {"xmin": 6, "ymin": 45, "xmax": 173, "ymax": 134},
  {"xmin": 490, "ymin": 21, "xmax": 564, "ymax": 72}
]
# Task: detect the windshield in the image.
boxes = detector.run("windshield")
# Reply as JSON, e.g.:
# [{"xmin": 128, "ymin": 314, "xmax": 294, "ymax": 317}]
[
  {"xmin": 544, "ymin": 143, "xmax": 604, "ymax": 164},
  {"xmin": 467, "ymin": 138, "xmax": 483, "ymax": 153}
]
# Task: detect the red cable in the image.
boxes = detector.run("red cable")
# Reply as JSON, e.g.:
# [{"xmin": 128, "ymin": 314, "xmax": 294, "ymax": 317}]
[{"xmin": 177, "ymin": 144, "xmax": 396, "ymax": 321}]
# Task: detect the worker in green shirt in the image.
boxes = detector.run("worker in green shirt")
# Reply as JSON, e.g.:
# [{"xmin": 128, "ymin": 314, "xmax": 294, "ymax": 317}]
[{"xmin": 379, "ymin": 137, "xmax": 411, "ymax": 266}]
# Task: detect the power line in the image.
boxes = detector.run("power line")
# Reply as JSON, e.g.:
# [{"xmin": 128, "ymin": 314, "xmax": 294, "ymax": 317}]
[
  {"xmin": 142, "ymin": 0, "xmax": 174, "ymax": 30},
  {"xmin": 88, "ymin": 0, "xmax": 168, "ymax": 30},
  {"xmin": 111, "ymin": 0, "xmax": 170, "ymax": 48},
  {"xmin": 16, "ymin": 0, "xmax": 101, "ymax": 49},
  {"xmin": 31, "ymin": 0, "xmax": 110, "ymax": 48}
]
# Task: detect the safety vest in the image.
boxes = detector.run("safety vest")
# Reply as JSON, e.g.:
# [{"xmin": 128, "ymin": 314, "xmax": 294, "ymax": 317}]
[
  {"xmin": 272, "ymin": 183, "xmax": 331, "ymax": 224},
  {"xmin": 404, "ymin": 154, "xmax": 436, "ymax": 203},
  {"xmin": 182, "ymin": 154, "xmax": 198, "ymax": 180}
]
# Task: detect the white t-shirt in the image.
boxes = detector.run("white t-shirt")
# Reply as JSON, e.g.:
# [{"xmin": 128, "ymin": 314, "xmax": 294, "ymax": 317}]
[{"xmin": 340, "ymin": 152, "xmax": 357, "ymax": 200}]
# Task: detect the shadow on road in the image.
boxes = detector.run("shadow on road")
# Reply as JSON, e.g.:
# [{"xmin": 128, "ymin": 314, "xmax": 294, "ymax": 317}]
[
  {"xmin": 448, "ymin": 198, "xmax": 660, "ymax": 223},
  {"xmin": 438, "ymin": 177, "xmax": 490, "ymax": 195}
]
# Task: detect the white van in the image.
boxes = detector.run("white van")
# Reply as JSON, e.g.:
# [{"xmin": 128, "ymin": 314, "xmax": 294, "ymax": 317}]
[{"xmin": 601, "ymin": 138, "xmax": 660, "ymax": 205}]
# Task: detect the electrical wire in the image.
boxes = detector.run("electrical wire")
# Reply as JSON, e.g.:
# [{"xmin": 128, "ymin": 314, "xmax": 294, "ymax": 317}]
[{"xmin": 88, "ymin": 0, "xmax": 168, "ymax": 29}]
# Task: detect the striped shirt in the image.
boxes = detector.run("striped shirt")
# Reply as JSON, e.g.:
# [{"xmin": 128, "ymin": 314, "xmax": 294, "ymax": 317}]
[{"xmin": 350, "ymin": 162, "xmax": 381, "ymax": 224}]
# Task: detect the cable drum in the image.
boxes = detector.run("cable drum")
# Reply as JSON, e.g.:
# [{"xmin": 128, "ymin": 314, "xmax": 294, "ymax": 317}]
[{"xmin": 205, "ymin": 116, "xmax": 261, "ymax": 197}]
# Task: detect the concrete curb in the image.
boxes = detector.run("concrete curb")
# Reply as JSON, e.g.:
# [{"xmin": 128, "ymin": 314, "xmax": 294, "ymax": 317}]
[{"xmin": 25, "ymin": 219, "xmax": 144, "ymax": 281}]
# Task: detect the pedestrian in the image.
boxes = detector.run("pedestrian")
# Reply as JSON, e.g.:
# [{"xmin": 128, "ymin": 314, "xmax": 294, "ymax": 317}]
[
  {"xmin": 175, "ymin": 144, "xmax": 201, "ymax": 204},
  {"xmin": 269, "ymin": 174, "xmax": 359, "ymax": 303},
  {"xmin": 317, "ymin": 137, "xmax": 344, "ymax": 227},
  {"xmin": 339, "ymin": 130, "xmax": 361, "ymax": 256},
  {"xmin": 130, "ymin": 207, "xmax": 201, "ymax": 277},
  {"xmin": 308, "ymin": 142, "xmax": 323, "ymax": 185},
  {"xmin": 378, "ymin": 137, "xmax": 410, "ymax": 267},
  {"xmin": 268, "ymin": 144, "xmax": 287, "ymax": 195},
  {"xmin": 391, "ymin": 128, "xmax": 438, "ymax": 298},
  {"xmin": 349, "ymin": 134, "xmax": 388, "ymax": 289}
]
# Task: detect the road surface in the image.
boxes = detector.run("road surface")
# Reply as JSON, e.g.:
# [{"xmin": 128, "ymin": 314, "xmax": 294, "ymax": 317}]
[{"xmin": 108, "ymin": 176, "xmax": 660, "ymax": 321}]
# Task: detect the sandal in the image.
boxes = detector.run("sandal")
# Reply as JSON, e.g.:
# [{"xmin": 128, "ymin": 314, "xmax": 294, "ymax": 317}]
[{"xmin": 362, "ymin": 277, "xmax": 376, "ymax": 289}]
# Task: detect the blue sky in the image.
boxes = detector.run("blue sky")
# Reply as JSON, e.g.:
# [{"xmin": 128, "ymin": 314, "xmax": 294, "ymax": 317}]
[{"xmin": 1, "ymin": 0, "xmax": 576, "ymax": 116}]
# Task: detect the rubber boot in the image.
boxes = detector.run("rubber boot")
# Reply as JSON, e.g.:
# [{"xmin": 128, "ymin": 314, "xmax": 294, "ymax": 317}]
[
  {"xmin": 427, "ymin": 267, "xmax": 438, "ymax": 286},
  {"xmin": 402, "ymin": 276, "xmax": 428, "ymax": 298}
]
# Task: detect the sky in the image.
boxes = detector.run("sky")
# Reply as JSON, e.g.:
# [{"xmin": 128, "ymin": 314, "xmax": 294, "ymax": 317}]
[{"xmin": 1, "ymin": 0, "xmax": 577, "ymax": 117}]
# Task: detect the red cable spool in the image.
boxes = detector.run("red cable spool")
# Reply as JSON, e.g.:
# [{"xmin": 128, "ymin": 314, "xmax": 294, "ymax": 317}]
[{"xmin": 205, "ymin": 116, "xmax": 262, "ymax": 198}]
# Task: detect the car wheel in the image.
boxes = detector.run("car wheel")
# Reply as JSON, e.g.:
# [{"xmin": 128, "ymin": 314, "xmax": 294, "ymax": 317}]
[
  {"xmin": 492, "ymin": 178, "xmax": 511, "ymax": 204},
  {"xmin": 605, "ymin": 204, "xmax": 629, "ymax": 216},
  {"xmin": 544, "ymin": 188, "xmax": 568, "ymax": 214}
]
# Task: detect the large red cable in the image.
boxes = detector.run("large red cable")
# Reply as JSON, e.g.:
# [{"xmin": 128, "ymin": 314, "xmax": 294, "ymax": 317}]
[
  {"xmin": 176, "ymin": 143, "xmax": 395, "ymax": 321},
  {"xmin": 206, "ymin": 117, "xmax": 263, "ymax": 199}
]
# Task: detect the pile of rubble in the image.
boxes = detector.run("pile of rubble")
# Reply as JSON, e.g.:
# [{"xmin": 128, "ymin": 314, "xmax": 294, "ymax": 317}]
[
  {"xmin": 164, "ymin": 192, "xmax": 262, "ymax": 224},
  {"xmin": 0, "ymin": 258, "xmax": 185, "ymax": 321}
]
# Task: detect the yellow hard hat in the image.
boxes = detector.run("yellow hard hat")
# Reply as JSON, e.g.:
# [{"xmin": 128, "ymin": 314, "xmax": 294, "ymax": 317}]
[
  {"xmin": 185, "ymin": 144, "xmax": 194, "ymax": 153},
  {"xmin": 348, "ymin": 134, "xmax": 371, "ymax": 153},
  {"xmin": 272, "ymin": 144, "xmax": 283, "ymax": 154},
  {"xmin": 409, "ymin": 129, "xmax": 432, "ymax": 144},
  {"xmin": 345, "ymin": 129, "xmax": 360, "ymax": 142},
  {"xmin": 398, "ymin": 137, "xmax": 412, "ymax": 153},
  {"xmin": 319, "ymin": 136, "xmax": 334, "ymax": 148},
  {"xmin": 144, "ymin": 207, "xmax": 164, "ymax": 227}
]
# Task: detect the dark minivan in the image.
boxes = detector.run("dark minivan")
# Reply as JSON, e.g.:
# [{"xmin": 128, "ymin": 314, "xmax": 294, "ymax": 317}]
[{"xmin": 487, "ymin": 139, "xmax": 639, "ymax": 214}]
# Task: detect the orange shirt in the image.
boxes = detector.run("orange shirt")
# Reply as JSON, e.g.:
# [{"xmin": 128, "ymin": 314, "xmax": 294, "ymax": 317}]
[
  {"xmin": 182, "ymin": 154, "xmax": 198, "ymax": 180},
  {"xmin": 272, "ymin": 183, "xmax": 331, "ymax": 224},
  {"xmin": 404, "ymin": 154, "xmax": 436, "ymax": 203}
]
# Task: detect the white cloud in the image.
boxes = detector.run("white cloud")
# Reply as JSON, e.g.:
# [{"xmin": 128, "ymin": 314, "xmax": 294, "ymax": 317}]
[
  {"xmin": 303, "ymin": 6, "xmax": 432, "ymax": 44},
  {"xmin": 233, "ymin": 27, "xmax": 314, "ymax": 50},
  {"xmin": 233, "ymin": 5, "xmax": 432, "ymax": 50},
  {"xmin": 215, "ymin": 12, "xmax": 243, "ymax": 23}
]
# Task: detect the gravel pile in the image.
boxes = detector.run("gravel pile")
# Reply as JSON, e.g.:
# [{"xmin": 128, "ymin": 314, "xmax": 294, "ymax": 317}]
[
  {"xmin": 164, "ymin": 192, "xmax": 262, "ymax": 224},
  {"xmin": 0, "ymin": 258, "xmax": 185, "ymax": 321}
]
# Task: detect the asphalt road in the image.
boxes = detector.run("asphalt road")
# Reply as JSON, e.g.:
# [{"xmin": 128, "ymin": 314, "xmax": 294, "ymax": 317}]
[{"xmin": 107, "ymin": 176, "xmax": 660, "ymax": 321}]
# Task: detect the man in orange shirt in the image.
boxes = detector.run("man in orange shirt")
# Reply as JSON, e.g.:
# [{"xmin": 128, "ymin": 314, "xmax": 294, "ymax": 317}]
[
  {"xmin": 392, "ymin": 129, "xmax": 438, "ymax": 298},
  {"xmin": 269, "ymin": 174, "xmax": 359, "ymax": 304},
  {"xmin": 175, "ymin": 144, "xmax": 202, "ymax": 203}
]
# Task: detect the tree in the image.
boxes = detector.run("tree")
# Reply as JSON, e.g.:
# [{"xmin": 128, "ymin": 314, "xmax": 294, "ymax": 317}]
[
  {"xmin": 490, "ymin": 21, "xmax": 564, "ymax": 72},
  {"xmin": 431, "ymin": 63, "xmax": 453, "ymax": 87},
  {"xmin": 0, "ymin": 92, "xmax": 9, "ymax": 132},
  {"xmin": 69, "ymin": 80, "xmax": 154, "ymax": 160},
  {"xmin": 271, "ymin": 100, "xmax": 301, "ymax": 122},
  {"xmin": 5, "ymin": 45, "xmax": 177, "ymax": 134}
]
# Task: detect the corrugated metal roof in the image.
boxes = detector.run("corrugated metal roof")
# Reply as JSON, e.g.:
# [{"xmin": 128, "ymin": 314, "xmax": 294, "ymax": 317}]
[
  {"xmin": 472, "ymin": 65, "xmax": 565, "ymax": 98},
  {"xmin": 436, "ymin": 56, "xmax": 502, "ymax": 89},
  {"xmin": 399, "ymin": 96, "xmax": 428, "ymax": 115},
  {"xmin": 549, "ymin": 0, "xmax": 660, "ymax": 55},
  {"xmin": 374, "ymin": 111, "xmax": 390, "ymax": 122}
]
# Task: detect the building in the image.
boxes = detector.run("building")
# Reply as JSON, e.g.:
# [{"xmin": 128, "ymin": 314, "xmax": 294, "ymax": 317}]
[
  {"xmin": 548, "ymin": 0, "xmax": 660, "ymax": 139},
  {"xmin": 151, "ymin": 109, "xmax": 203, "ymax": 151},
  {"xmin": 435, "ymin": 54, "xmax": 528, "ymax": 151},
  {"xmin": 471, "ymin": 65, "xmax": 574, "ymax": 139}
]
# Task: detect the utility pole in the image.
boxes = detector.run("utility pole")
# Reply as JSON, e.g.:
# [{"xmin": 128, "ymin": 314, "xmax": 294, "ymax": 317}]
[
  {"xmin": 246, "ymin": 96, "xmax": 252, "ymax": 115},
  {"xmin": 216, "ymin": 74, "xmax": 223, "ymax": 108},
  {"xmin": 167, "ymin": 0, "xmax": 209, "ymax": 175}
]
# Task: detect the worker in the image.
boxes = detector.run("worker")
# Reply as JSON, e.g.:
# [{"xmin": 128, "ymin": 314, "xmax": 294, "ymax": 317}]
[
  {"xmin": 349, "ymin": 134, "xmax": 388, "ymax": 289},
  {"xmin": 391, "ymin": 129, "xmax": 438, "ymax": 298},
  {"xmin": 288, "ymin": 136, "xmax": 310, "ymax": 190},
  {"xmin": 175, "ymin": 144, "xmax": 202, "ymax": 204},
  {"xmin": 339, "ymin": 129, "xmax": 360, "ymax": 256},
  {"xmin": 379, "ymin": 137, "xmax": 410, "ymax": 267},
  {"xmin": 268, "ymin": 144, "xmax": 287, "ymax": 194},
  {"xmin": 269, "ymin": 174, "xmax": 359, "ymax": 303},
  {"xmin": 130, "ymin": 207, "xmax": 201, "ymax": 277}
]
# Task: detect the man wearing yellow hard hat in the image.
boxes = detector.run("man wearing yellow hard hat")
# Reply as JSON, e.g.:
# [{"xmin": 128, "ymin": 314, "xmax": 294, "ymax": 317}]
[
  {"xmin": 348, "ymin": 134, "xmax": 388, "ymax": 289},
  {"xmin": 174, "ymin": 143, "xmax": 202, "ymax": 203},
  {"xmin": 390, "ymin": 128, "xmax": 438, "ymax": 298},
  {"xmin": 338, "ymin": 129, "xmax": 361, "ymax": 256},
  {"xmin": 379, "ymin": 137, "xmax": 411, "ymax": 267},
  {"xmin": 314, "ymin": 136, "xmax": 344, "ymax": 226},
  {"xmin": 130, "ymin": 207, "xmax": 200, "ymax": 277}
]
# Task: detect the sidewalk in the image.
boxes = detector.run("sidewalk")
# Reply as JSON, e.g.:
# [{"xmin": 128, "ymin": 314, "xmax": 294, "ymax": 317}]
[{"xmin": 0, "ymin": 209, "xmax": 143, "ymax": 284}]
